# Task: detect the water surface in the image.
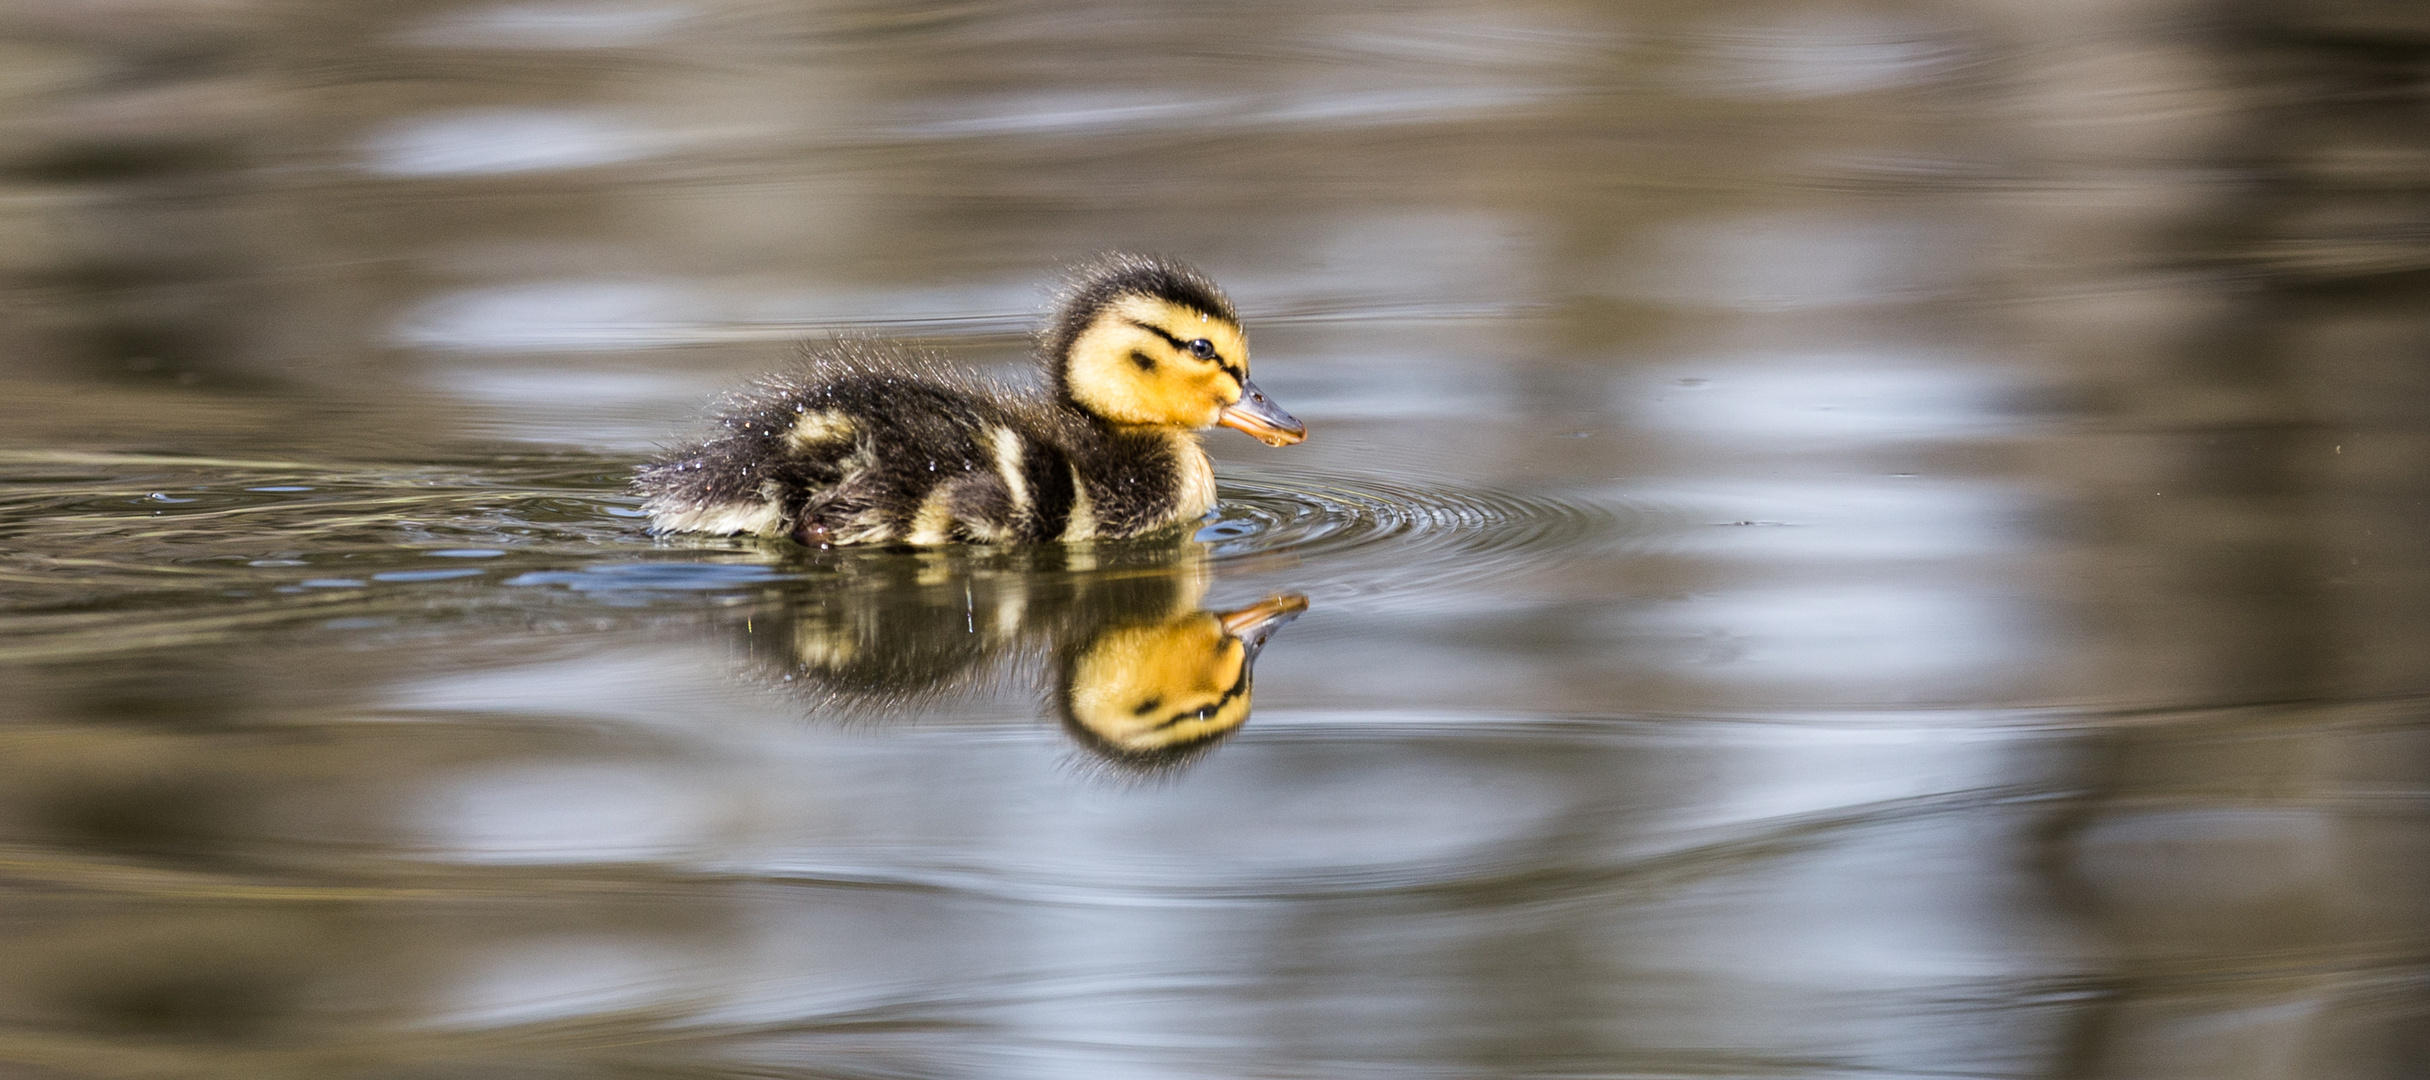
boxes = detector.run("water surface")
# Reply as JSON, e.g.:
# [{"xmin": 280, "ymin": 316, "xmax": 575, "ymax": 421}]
[{"xmin": 3, "ymin": 1, "xmax": 2429, "ymax": 1077}]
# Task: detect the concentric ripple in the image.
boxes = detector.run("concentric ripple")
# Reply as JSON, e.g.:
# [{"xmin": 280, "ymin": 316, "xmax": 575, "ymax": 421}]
[{"xmin": 1196, "ymin": 464, "xmax": 1670, "ymax": 594}]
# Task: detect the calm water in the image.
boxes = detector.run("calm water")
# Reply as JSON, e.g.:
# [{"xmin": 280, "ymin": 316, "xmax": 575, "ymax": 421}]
[{"xmin": 4, "ymin": 1, "xmax": 2429, "ymax": 1077}]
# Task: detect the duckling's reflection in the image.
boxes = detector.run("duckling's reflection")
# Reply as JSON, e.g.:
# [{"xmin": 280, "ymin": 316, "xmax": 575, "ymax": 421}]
[{"xmin": 730, "ymin": 542, "xmax": 1304, "ymax": 772}]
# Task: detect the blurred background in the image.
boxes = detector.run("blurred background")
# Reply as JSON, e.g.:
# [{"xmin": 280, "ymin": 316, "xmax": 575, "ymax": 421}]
[{"xmin": 2, "ymin": 0, "xmax": 2428, "ymax": 1077}]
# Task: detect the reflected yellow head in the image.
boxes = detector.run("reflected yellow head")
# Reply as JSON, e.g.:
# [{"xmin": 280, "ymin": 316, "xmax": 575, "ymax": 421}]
[
  {"xmin": 1059, "ymin": 594, "xmax": 1305, "ymax": 765},
  {"xmin": 1064, "ymin": 611, "xmax": 1252, "ymax": 755}
]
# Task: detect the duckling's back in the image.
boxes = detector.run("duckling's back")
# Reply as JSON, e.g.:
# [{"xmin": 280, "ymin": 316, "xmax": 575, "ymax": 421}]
[{"xmin": 634, "ymin": 345, "xmax": 1207, "ymax": 546}]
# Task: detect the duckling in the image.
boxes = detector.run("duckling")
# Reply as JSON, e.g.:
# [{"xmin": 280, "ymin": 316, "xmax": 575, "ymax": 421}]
[{"xmin": 635, "ymin": 254, "xmax": 1305, "ymax": 547}]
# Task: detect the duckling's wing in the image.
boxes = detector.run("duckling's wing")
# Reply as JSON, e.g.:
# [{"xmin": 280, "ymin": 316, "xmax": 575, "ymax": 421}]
[
  {"xmin": 632, "ymin": 345, "xmax": 920, "ymax": 536},
  {"xmin": 635, "ymin": 343, "xmax": 1048, "ymax": 542}
]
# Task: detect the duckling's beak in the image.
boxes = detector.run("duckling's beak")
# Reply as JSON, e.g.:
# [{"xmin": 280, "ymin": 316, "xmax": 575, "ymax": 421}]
[
  {"xmin": 1218, "ymin": 593, "xmax": 1308, "ymax": 657},
  {"xmin": 1217, "ymin": 380, "xmax": 1306, "ymax": 447}
]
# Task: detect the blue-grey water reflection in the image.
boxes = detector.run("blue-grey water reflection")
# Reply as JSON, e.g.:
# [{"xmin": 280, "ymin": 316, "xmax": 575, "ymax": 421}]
[{"xmin": 3, "ymin": 0, "xmax": 2429, "ymax": 1077}]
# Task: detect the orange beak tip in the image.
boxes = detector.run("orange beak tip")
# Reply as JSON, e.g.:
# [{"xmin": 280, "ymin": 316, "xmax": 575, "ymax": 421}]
[
  {"xmin": 1216, "ymin": 380, "xmax": 1305, "ymax": 447},
  {"xmin": 1218, "ymin": 593, "xmax": 1310, "ymax": 635},
  {"xmin": 1217, "ymin": 411, "xmax": 1307, "ymax": 447}
]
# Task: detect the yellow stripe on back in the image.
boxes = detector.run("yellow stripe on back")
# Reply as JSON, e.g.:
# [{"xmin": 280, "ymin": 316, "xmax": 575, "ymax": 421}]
[
  {"xmin": 904, "ymin": 485, "xmax": 956, "ymax": 546},
  {"xmin": 786, "ymin": 409, "xmax": 856, "ymax": 449},
  {"xmin": 989, "ymin": 426, "xmax": 1030, "ymax": 515},
  {"xmin": 1060, "ymin": 463, "xmax": 1098, "ymax": 541}
]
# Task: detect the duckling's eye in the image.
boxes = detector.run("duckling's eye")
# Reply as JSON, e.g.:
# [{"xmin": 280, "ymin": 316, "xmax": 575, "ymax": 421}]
[{"xmin": 1187, "ymin": 338, "xmax": 1216, "ymax": 360}]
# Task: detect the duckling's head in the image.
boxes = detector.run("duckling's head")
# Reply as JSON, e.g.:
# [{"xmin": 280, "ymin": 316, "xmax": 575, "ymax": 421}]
[
  {"xmin": 1045, "ymin": 254, "xmax": 1305, "ymax": 446},
  {"xmin": 1059, "ymin": 593, "xmax": 1307, "ymax": 767}
]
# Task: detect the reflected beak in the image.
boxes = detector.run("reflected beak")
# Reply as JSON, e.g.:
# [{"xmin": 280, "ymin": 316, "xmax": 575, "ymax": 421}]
[
  {"xmin": 1218, "ymin": 593, "xmax": 1309, "ymax": 656},
  {"xmin": 1216, "ymin": 380, "xmax": 1307, "ymax": 447}
]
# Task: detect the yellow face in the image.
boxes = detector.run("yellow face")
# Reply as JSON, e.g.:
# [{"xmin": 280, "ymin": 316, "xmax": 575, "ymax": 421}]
[
  {"xmin": 1064, "ymin": 295, "xmax": 1253, "ymax": 429},
  {"xmin": 1063, "ymin": 612, "xmax": 1254, "ymax": 755}
]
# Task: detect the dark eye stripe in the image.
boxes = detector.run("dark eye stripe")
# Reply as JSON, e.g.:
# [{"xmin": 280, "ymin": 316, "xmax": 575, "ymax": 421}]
[
  {"xmin": 1127, "ymin": 319, "xmax": 1225, "ymax": 364},
  {"xmin": 1122, "ymin": 318, "xmax": 1246, "ymax": 384},
  {"xmin": 1147, "ymin": 663, "xmax": 1253, "ymax": 731}
]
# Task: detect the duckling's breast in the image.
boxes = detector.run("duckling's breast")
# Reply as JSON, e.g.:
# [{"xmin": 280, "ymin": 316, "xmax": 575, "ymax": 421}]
[
  {"xmin": 1169, "ymin": 434, "xmax": 1217, "ymax": 524},
  {"xmin": 1060, "ymin": 428, "xmax": 1217, "ymax": 541}
]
